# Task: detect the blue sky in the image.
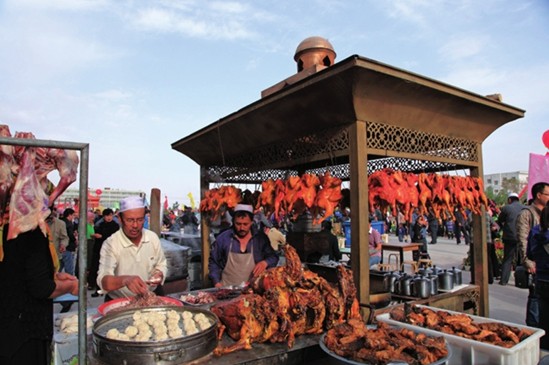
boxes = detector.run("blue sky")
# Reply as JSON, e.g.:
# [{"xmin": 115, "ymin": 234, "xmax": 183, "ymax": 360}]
[{"xmin": 1, "ymin": 0, "xmax": 548, "ymax": 207}]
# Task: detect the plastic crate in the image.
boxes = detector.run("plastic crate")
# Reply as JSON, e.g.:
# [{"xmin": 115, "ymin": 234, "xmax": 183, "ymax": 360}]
[{"xmin": 377, "ymin": 305, "xmax": 545, "ymax": 365}]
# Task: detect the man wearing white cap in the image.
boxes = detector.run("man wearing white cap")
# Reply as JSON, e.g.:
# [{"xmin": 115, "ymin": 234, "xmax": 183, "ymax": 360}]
[
  {"xmin": 497, "ymin": 192, "xmax": 525, "ymax": 286},
  {"xmin": 97, "ymin": 196, "xmax": 167, "ymax": 300},
  {"xmin": 208, "ymin": 204, "xmax": 279, "ymax": 287}
]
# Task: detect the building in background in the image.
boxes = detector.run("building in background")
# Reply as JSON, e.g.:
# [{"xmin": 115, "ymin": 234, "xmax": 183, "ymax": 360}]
[
  {"xmin": 483, "ymin": 171, "xmax": 528, "ymax": 195},
  {"xmin": 57, "ymin": 188, "xmax": 147, "ymax": 211}
]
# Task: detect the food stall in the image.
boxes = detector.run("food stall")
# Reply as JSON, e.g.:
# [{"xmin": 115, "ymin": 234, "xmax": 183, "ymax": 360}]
[{"xmin": 171, "ymin": 37, "xmax": 524, "ymax": 318}]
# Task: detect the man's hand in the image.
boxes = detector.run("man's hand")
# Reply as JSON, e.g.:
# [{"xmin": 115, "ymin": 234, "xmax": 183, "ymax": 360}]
[
  {"xmin": 53, "ymin": 272, "xmax": 79, "ymax": 296},
  {"xmin": 252, "ymin": 260, "xmax": 268, "ymax": 277},
  {"xmin": 146, "ymin": 270, "xmax": 164, "ymax": 285},
  {"xmin": 59, "ymin": 245, "xmax": 66, "ymax": 253},
  {"xmin": 214, "ymin": 282, "xmax": 223, "ymax": 288},
  {"xmin": 122, "ymin": 276, "xmax": 149, "ymax": 295}
]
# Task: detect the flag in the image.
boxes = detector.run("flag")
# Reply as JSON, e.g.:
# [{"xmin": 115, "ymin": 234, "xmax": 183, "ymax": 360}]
[
  {"xmin": 164, "ymin": 195, "xmax": 169, "ymax": 211},
  {"xmin": 187, "ymin": 192, "xmax": 196, "ymax": 210}
]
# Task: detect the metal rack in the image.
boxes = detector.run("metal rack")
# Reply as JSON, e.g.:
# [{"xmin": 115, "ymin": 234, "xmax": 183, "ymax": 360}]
[{"xmin": 0, "ymin": 135, "xmax": 89, "ymax": 364}]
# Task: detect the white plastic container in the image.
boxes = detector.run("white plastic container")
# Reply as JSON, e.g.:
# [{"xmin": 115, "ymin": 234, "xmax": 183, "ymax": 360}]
[{"xmin": 377, "ymin": 305, "xmax": 545, "ymax": 365}]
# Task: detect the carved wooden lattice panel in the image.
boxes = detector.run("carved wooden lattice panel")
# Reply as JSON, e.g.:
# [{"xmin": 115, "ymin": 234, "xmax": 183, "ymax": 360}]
[
  {"xmin": 204, "ymin": 121, "xmax": 477, "ymax": 182},
  {"xmin": 366, "ymin": 121, "xmax": 478, "ymax": 162}
]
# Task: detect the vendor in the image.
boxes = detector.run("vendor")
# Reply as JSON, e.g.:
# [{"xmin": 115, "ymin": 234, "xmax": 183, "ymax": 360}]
[
  {"xmin": 0, "ymin": 221, "xmax": 79, "ymax": 365},
  {"xmin": 97, "ymin": 196, "xmax": 167, "ymax": 301},
  {"xmin": 209, "ymin": 204, "xmax": 279, "ymax": 287}
]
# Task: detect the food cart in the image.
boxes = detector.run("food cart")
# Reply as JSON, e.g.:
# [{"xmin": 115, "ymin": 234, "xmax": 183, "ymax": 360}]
[{"xmin": 172, "ymin": 37, "xmax": 524, "ymax": 319}]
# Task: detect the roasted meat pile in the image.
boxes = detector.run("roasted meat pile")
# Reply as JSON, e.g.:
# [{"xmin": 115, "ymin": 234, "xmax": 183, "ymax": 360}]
[
  {"xmin": 390, "ymin": 304, "xmax": 533, "ymax": 348},
  {"xmin": 324, "ymin": 319, "xmax": 448, "ymax": 365},
  {"xmin": 210, "ymin": 244, "xmax": 360, "ymax": 355}
]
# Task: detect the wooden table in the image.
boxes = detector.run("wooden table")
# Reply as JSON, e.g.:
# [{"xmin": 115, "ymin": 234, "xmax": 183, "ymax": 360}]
[{"xmin": 381, "ymin": 242, "xmax": 421, "ymax": 267}]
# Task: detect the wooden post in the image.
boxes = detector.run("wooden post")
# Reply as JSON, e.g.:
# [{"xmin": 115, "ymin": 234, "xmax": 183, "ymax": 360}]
[
  {"xmin": 200, "ymin": 167, "xmax": 211, "ymax": 288},
  {"xmin": 150, "ymin": 188, "xmax": 161, "ymax": 236},
  {"xmin": 470, "ymin": 145, "xmax": 488, "ymax": 317},
  {"xmin": 348, "ymin": 121, "xmax": 370, "ymax": 308}
]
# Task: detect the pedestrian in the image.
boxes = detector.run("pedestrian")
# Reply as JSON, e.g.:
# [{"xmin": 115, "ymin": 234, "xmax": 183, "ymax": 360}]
[
  {"xmin": 454, "ymin": 208, "xmax": 471, "ymax": 245},
  {"xmin": 412, "ymin": 214, "xmax": 429, "ymax": 261},
  {"xmin": 368, "ymin": 223, "xmax": 383, "ymax": 267},
  {"xmin": 497, "ymin": 192, "xmax": 525, "ymax": 285},
  {"xmin": 517, "ymin": 182, "xmax": 549, "ymax": 327},
  {"xmin": 89, "ymin": 208, "xmax": 120, "ymax": 297},
  {"xmin": 60, "ymin": 208, "xmax": 77, "ymax": 275},
  {"xmin": 527, "ymin": 203, "xmax": 549, "ymax": 349},
  {"xmin": 428, "ymin": 208, "xmax": 439, "ymax": 244}
]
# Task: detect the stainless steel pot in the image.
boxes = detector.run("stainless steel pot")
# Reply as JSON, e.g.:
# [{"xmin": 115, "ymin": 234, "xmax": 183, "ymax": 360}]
[{"xmin": 93, "ymin": 306, "xmax": 218, "ymax": 365}]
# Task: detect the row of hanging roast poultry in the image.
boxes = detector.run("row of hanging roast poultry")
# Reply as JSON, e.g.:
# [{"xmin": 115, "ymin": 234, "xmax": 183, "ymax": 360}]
[{"xmin": 199, "ymin": 168, "xmax": 490, "ymax": 225}]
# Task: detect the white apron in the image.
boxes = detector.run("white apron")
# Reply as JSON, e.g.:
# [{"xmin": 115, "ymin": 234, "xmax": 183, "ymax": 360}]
[{"xmin": 221, "ymin": 239, "xmax": 255, "ymax": 287}]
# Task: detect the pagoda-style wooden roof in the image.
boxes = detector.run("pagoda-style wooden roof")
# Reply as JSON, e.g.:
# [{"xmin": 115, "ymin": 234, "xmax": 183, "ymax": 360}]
[{"xmin": 172, "ymin": 54, "xmax": 524, "ymax": 168}]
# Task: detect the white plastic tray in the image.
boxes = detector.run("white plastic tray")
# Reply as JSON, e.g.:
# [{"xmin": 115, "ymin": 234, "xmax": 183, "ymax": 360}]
[{"xmin": 377, "ymin": 305, "xmax": 545, "ymax": 365}]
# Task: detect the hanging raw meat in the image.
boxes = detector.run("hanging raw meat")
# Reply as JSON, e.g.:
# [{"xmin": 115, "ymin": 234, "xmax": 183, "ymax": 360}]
[
  {"xmin": 0, "ymin": 125, "xmax": 17, "ymax": 218},
  {"xmin": 13, "ymin": 131, "xmax": 79, "ymax": 205},
  {"xmin": 7, "ymin": 148, "xmax": 50, "ymax": 240}
]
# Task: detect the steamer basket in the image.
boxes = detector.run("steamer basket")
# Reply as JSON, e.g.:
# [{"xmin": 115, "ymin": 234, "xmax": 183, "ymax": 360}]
[{"xmin": 93, "ymin": 306, "xmax": 218, "ymax": 365}]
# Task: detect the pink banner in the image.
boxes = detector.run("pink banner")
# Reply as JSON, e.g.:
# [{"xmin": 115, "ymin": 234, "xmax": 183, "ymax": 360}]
[{"xmin": 527, "ymin": 153, "xmax": 549, "ymax": 200}]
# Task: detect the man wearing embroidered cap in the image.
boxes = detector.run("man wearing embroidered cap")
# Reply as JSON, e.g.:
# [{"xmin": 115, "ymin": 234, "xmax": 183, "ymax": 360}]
[
  {"xmin": 209, "ymin": 204, "xmax": 279, "ymax": 287},
  {"xmin": 97, "ymin": 196, "xmax": 167, "ymax": 301}
]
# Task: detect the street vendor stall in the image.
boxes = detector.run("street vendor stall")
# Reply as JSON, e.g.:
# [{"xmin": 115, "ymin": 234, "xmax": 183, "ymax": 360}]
[{"xmin": 172, "ymin": 37, "xmax": 524, "ymax": 319}]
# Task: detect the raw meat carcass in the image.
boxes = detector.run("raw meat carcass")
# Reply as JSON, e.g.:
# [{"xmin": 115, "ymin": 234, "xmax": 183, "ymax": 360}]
[
  {"xmin": 0, "ymin": 125, "xmax": 16, "ymax": 219},
  {"xmin": 7, "ymin": 148, "xmax": 50, "ymax": 240},
  {"xmin": 13, "ymin": 131, "xmax": 79, "ymax": 205}
]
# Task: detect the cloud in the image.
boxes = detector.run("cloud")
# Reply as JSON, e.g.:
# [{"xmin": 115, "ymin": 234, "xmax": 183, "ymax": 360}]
[
  {"xmin": 5, "ymin": 0, "xmax": 110, "ymax": 12},
  {"xmin": 130, "ymin": 2, "xmax": 258, "ymax": 40},
  {"xmin": 438, "ymin": 36, "xmax": 490, "ymax": 62}
]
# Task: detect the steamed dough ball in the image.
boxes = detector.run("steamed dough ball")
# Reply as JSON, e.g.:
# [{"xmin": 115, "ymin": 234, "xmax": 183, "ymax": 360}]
[
  {"xmin": 156, "ymin": 332, "xmax": 169, "ymax": 341},
  {"xmin": 135, "ymin": 330, "xmax": 152, "ymax": 342},
  {"xmin": 194, "ymin": 313, "xmax": 207, "ymax": 322},
  {"xmin": 169, "ymin": 327, "xmax": 183, "ymax": 338},
  {"xmin": 117, "ymin": 333, "xmax": 130, "ymax": 341},
  {"xmin": 132, "ymin": 311, "xmax": 143, "ymax": 322},
  {"xmin": 197, "ymin": 319, "xmax": 211, "ymax": 331},
  {"xmin": 137, "ymin": 322, "xmax": 150, "ymax": 334},
  {"xmin": 156, "ymin": 313, "xmax": 167, "ymax": 322},
  {"xmin": 124, "ymin": 325, "xmax": 138, "ymax": 338},
  {"xmin": 167, "ymin": 318, "xmax": 180, "ymax": 329},
  {"xmin": 106, "ymin": 328, "xmax": 120, "ymax": 339},
  {"xmin": 181, "ymin": 311, "xmax": 193, "ymax": 321},
  {"xmin": 167, "ymin": 310, "xmax": 179, "ymax": 320},
  {"xmin": 153, "ymin": 324, "xmax": 167, "ymax": 336}
]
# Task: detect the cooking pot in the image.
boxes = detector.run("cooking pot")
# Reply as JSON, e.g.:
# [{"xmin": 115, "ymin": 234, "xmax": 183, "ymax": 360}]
[
  {"xmin": 430, "ymin": 265, "xmax": 443, "ymax": 276},
  {"xmin": 396, "ymin": 273, "xmax": 413, "ymax": 296},
  {"xmin": 411, "ymin": 275, "xmax": 431, "ymax": 299},
  {"xmin": 417, "ymin": 266, "xmax": 433, "ymax": 276},
  {"xmin": 369, "ymin": 270, "xmax": 391, "ymax": 293},
  {"xmin": 93, "ymin": 306, "xmax": 218, "ymax": 365},
  {"xmin": 388, "ymin": 271, "xmax": 401, "ymax": 293},
  {"xmin": 449, "ymin": 266, "xmax": 463, "ymax": 285},
  {"xmin": 438, "ymin": 269, "xmax": 455, "ymax": 291},
  {"xmin": 428, "ymin": 273, "xmax": 439, "ymax": 295}
]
